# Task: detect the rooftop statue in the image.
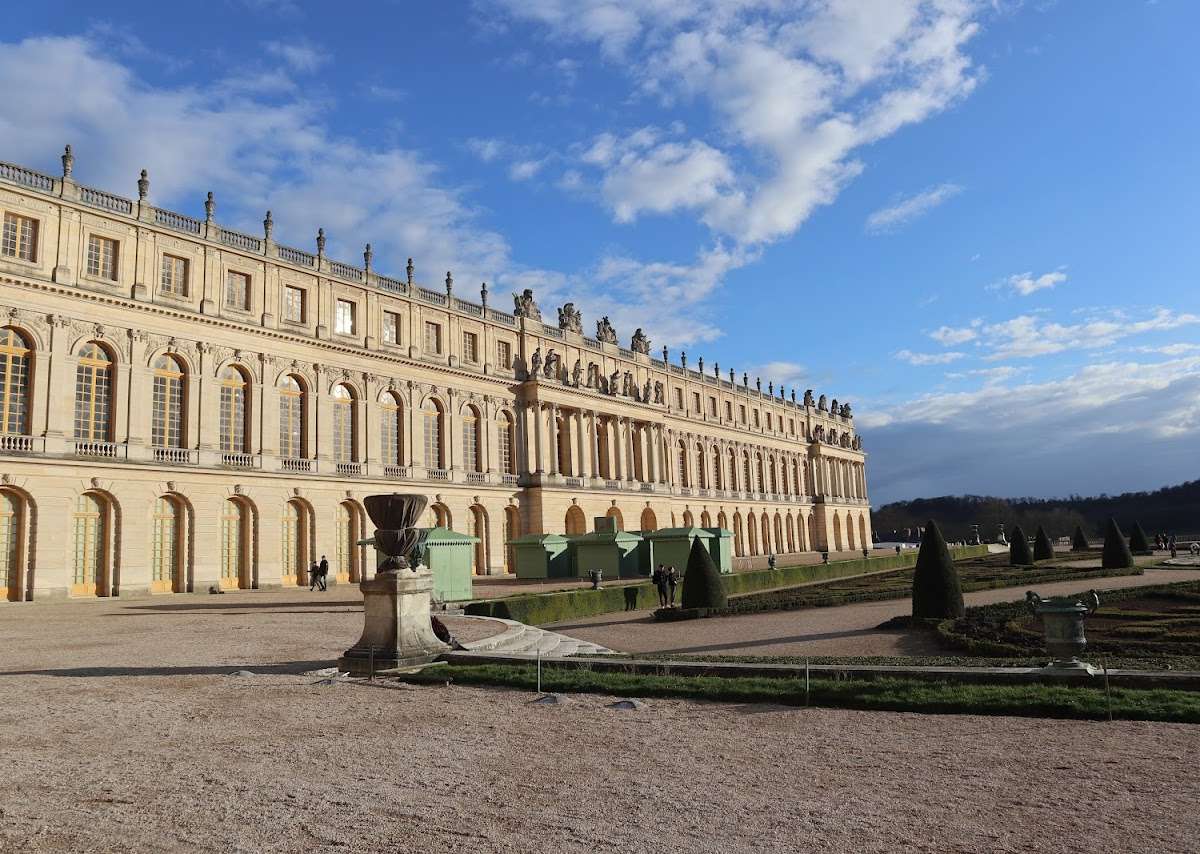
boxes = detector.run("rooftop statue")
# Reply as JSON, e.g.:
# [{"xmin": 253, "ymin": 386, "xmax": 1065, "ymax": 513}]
[
  {"xmin": 596, "ymin": 316, "xmax": 618, "ymax": 344},
  {"xmin": 512, "ymin": 288, "xmax": 542, "ymax": 321},
  {"xmin": 818, "ymin": 394, "xmax": 828, "ymax": 411},
  {"xmin": 804, "ymin": 389, "xmax": 815, "ymax": 407},
  {"xmin": 557, "ymin": 303, "xmax": 583, "ymax": 334},
  {"xmin": 631, "ymin": 328, "xmax": 651, "ymax": 354}
]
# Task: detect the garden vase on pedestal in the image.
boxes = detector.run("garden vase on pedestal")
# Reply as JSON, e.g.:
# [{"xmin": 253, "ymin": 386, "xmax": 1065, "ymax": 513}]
[{"xmin": 1025, "ymin": 589, "xmax": 1100, "ymax": 674}]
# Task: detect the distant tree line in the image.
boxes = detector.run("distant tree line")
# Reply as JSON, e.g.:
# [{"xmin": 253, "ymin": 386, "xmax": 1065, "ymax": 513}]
[{"xmin": 873, "ymin": 479, "xmax": 1200, "ymax": 542}]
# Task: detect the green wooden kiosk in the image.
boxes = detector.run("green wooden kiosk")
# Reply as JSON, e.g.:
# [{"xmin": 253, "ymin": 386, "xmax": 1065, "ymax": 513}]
[
  {"xmin": 510, "ymin": 533, "xmax": 572, "ymax": 579},
  {"xmin": 570, "ymin": 527, "xmax": 644, "ymax": 579},
  {"xmin": 643, "ymin": 527, "xmax": 733, "ymax": 574}
]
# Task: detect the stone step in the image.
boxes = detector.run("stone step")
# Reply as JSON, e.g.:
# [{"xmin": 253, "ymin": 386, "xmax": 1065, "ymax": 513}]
[{"xmin": 456, "ymin": 616, "xmax": 610, "ymax": 657}]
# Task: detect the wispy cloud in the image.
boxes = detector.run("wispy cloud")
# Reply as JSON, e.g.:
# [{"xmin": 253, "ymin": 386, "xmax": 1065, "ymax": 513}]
[
  {"xmin": 263, "ymin": 38, "xmax": 329, "ymax": 73},
  {"xmin": 895, "ymin": 349, "xmax": 966, "ymax": 366},
  {"xmin": 929, "ymin": 321, "xmax": 981, "ymax": 346},
  {"xmin": 996, "ymin": 268, "xmax": 1068, "ymax": 296},
  {"xmin": 865, "ymin": 183, "xmax": 963, "ymax": 234}
]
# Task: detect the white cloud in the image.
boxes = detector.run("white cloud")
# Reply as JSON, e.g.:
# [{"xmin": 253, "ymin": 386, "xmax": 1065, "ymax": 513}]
[
  {"xmin": 509, "ymin": 158, "xmax": 546, "ymax": 181},
  {"xmin": 465, "ymin": 137, "xmax": 505, "ymax": 162},
  {"xmin": 865, "ymin": 183, "xmax": 962, "ymax": 234},
  {"xmin": 742, "ymin": 361, "xmax": 808, "ymax": 394},
  {"xmin": 895, "ymin": 349, "xmax": 966, "ymax": 366},
  {"xmin": 263, "ymin": 39, "xmax": 330, "ymax": 73},
  {"xmin": 929, "ymin": 322, "xmax": 980, "ymax": 345},
  {"xmin": 980, "ymin": 308, "xmax": 1200, "ymax": 360},
  {"xmin": 1000, "ymin": 268, "xmax": 1068, "ymax": 296},
  {"xmin": 601, "ymin": 138, "xmax": 735, "ymax": 222}
]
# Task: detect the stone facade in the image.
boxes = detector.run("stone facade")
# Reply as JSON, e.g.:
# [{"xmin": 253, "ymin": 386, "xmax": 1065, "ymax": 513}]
[{"xmin": 0, "ymin": 150, "xmax": 871, "ymax": 601}]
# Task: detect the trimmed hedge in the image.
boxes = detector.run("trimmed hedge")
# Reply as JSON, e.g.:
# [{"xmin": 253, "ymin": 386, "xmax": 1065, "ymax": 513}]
[
  {"xmin": 1033, "ymin": 526, "xmax": 1054, "ymax": 561},
  {"xmin": 911, "ymin": 519, "xmax": 964, "ymax": 619},
  {"xmin": 1071, "ymin": 525, "xmax": 1090, "ymax": 551},
  {"xmin": 1103, "ymin": 517, "xmax": 1134, "ymax": 569},
  {"xmin": 465, "ymin": 545, "xmax": 989, "ymax": 625},
  {"xmin": 1130, "ymin": 521, "xmax": 1152, "ymax": 555},
  {"xmin": 681, "ymin": 538, "xmax": 727, "ymax": 610},
  {"xmin": 1009, "ymin": 526, "xmax": 1033, "ymax": 566}
]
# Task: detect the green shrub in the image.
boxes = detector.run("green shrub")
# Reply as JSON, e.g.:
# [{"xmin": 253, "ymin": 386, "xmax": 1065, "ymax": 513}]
[
  {"xmin": 1033, "ymin": 526, "xmax": 1054, "ymax": 561},
  {"xmin": 1072, "ymin": 525, "xmax": 1090, "ymax": 551},
  {"xmin": 1009, "ymin": 526, "xmax": 1033, "ymax": 565},
  {"xmin": 1130, "ymin": 522, "xmax": 1152, "ymax": 555},
  {"xmin": 911, "ymin": 520, "xmax": 964, "ymax": 619},
  {"xmin": 681, "ymin": 538, "xmax": 727, "ymax": 610},
  {"xmin": 1103, "ymin": 517, "xmax": 1134, "ymax": 569}
]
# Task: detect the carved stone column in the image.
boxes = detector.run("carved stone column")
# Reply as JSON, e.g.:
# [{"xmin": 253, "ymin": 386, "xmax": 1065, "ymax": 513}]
[{"xmin": 588, "ymin": 410, "xmax": 600, "ymax": 481}]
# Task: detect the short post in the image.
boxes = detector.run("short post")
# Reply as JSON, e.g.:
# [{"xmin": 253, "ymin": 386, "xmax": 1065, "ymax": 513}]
[
  {"xmin": 537, "ymin": 646, "xmax": 542, "ymax": 695},
  {"xmin": 805, "ymin": 658, "xmax": 810, "ymax": 707},
  {"xmin": 368, "ymin": 646, "xmax": 375, "ymax": 682}
]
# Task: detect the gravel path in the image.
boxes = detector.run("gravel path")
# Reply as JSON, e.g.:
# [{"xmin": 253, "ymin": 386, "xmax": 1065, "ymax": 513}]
[{"xmin": 546, "ymin": 569, "xmax": 1200, "ymax": 658}]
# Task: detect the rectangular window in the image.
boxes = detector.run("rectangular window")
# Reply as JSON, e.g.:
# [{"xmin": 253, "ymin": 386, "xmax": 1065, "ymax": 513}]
[
  {"xmin": 674, "ymin": 388, "xmax": 683, "ymax": 409},
  {"xmin": 86, "ymin": 235, "xmax": 118, "ymax": 281},
  {"xmin": 725, "ymin": 401, "xmax": 732, "ymax": 420},
  {"xmin": 462, "ymin": 331, "xmax": 478, "ymax": 363},
  {"xmin": 2, "ymin": 213, "xmax": 38, "ymax": 262},
  {"xmin": 283, "ymin": 286, "xmax": 305, "ymax": 323},
  {"xmin": 739, "ymin": 405, "xmax": 746, "ymax": 423},
  {"xmin": 335, "ymin": 298, "xmax": 356, "ymax": 335},
  {"xmin": 225, "ymin": 270, "xmax": 250, "ymax": 310},
  {"xmin": 496, "ymin": 340, "xmax": 512, "ymax": 369},
  {"xmin": 382, "ymin": 311, "xmax": 399, "ymax": 344},
  {"xmin": 753, "ymin": 410, "xmax": 760, "ymax": 427},
  {"xmin": 160, "ymin": 254, "xmax": 188, "ymax": 297},
  {"xmin": 708, "ymin": 397, "xmax": 717, "ymax": 416},
  {"xmin": 788, "ymin": 418, "xmax": 795, "ymax": 434},
  {"xmin": 767, "ymin": 412, "xmax": 773, "ymax": 430},
  {"xmin": 424, "ymin": 321, "xmax": 442, "ymax": 355},
  {"xmin": 692, "ymin": 392, "xmax": 701, "ymax": 413}
]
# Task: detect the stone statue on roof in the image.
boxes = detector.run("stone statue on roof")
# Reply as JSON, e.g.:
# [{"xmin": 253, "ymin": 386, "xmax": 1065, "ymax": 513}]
[
  {"xmin": 630, "ymin": 328, "xmax": 651, "ymax": 354},
  {"xmin": 596, "ymin": 316, "xmax": 618, "ymax": 344},
  {"xmin": 512, "ymin": 289, "xmax": 542, "ymax": 321},
  {"xmin": 557, "ymin": 303, "xmax": 583, "ymax": 334}
]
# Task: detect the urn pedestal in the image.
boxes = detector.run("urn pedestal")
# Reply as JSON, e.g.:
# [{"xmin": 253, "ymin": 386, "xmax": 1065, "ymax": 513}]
[
  {"xmin": 339, "ymin": 565, "xmax": 448, "ymax": 674},
  {"xmin": 1026, "ymin": 589, "xmax": 1101, "ymax": 674}
]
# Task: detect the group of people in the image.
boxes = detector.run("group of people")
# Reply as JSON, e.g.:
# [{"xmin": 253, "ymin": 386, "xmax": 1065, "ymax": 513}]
[
  {"xmin": 651, "ymin": 564, "xmax": 680, "ymax": 608},
  {"xmin": 308, "ymin": 556, "xmax": 330, "ymax": 591}
]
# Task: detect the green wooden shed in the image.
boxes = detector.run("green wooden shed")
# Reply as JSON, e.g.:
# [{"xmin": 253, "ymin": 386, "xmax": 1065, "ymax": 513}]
[
  {"xmin": 362, "ymin": 526, "xmax": 477, "ymax": 603},
  {"xmin": 643, "ymin": 527, "xmax": 733, "ymax": 575},
  {"xmin": 570, "ymin": 528, "xmax": 644, "ymax": 579},
  {"xmin": 511, "ymin": 533, "xmax": 572, "ymax": 579}
]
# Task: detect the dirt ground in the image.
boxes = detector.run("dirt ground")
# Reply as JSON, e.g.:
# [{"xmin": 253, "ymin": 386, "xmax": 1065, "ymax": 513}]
[{"xmin": 2, "ymin": 588, "xmax": 1199, "ymax": 853}]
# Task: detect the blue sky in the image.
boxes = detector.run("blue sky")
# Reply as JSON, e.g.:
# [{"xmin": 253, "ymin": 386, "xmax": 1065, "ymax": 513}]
[{"xmin": 3, "ymin": 1, "xmax": 1197, "ymax": 504}]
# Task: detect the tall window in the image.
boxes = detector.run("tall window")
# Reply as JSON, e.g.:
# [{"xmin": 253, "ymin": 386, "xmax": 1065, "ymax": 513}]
[
  {"xmin": 72, "ymin": 493, "xmax": 106, "ymax": 595},
  {"xmin": 753, "ymin": 410, "xmax": 760, "ymax": 427},
  {"xmin": 337, "ymin": 502, "xmax": 359, "ymax": 583},
  {"xmin": 219, "ymin": 366, "xmax": 249, "ymax": 453},
  {"xmin": 0, "ymin": 327, "xmax": 31, "ymax": 435},
  {"xmin": 462, "ymin": 331, "xmax": 479, "ymax": 363},
  {"xmin": 767, "ymin": 412, "xmax": 773, "ymax": 430},
  {"xmin": 282, "ymin": 500, "xmax": 306, "ymax": 585},
  {"xmin": 496, "ymin": 340, "xmax": 511, "ymax": 369},
  {"xmin": 335, "ymin": 299, "xmax": 356, "ymax": 335},
  {"xmin": 743, "ymin": 452, "xmax": 752, "ymax": 492},
  {"xmin": 462, "ymin": 406, "xmax": 480, "ymax": 472},
  {"xmin": 283, "ymin": 286, "xmax": 305, "ymax": 323},
  {"xmin": 673, "ymin": 388, "xmax": 683, "ymax": 409},
  {"xmin": 0, "ymin": 491, "xmax": 21, "ymax": 601},
  {"xmin": 382, "ymin": 311, "xmax": 399, "ymax": 344},
  {"xmin": 708, "ymin": 397, "xmax": 717, "ymax": 416},
  {"xmin": 677, "ymin": 440, "xmax": 688, "ymax": 487},
  {"xmin": 692, "ymin": 392, "xmax": 701, "ymax": 413},
  {"xmin": 225, "ymin": 270, "xmax": 250, "ymax": 310},
  {"xmin": 74, "ymin": 343, "xmax": 112, "ymax": 441},
  {"xmin": 424, "ymin": 321, "xmax": 442, "ymax": 355},
  {"xmin": 331, "ymin": 384, "xmax": 355, "ymax": 463},
  {"xmin": 160, "ymin": 254, "xmax": 188, "ymax": 296},
  {"xmin": 497, "ymin": 412, "xmax": 514, "ymax": 474},
  {"xmin": 151, "ymin": 355, "xmax": 185, "ymax": 448},
  {"xmin": 739, "ymin": 405, "xmax": 746, "ymax": 423},
  {"xmin": 86, "ymin": 235, "xmax": 118, "ymax": 281},
  {"xmin": 728, "ymin": 448, "xmax": 737, "ymax": 491},
  {"xmin": 151, "ymin": 496, "xmax": 180, "ymax": 592},
  {"xmin": 2, "ymin": 212, "xmax": 38, "ymax": 261},
  {"xmin": 220, "ymin": 499, "xmax": 246, "ymax": 588},
  {"xmin": 423, "ymin": 398, "xmax": 443, "ymax": 469},
  {"xmin": 756, "ymin": 453, "xmax": 766, "ymax": 493},
  {"xmin": 278, "ymin": 375, "xmax": 305, "ymax": 459},
  {"xmin": 380, "ymin": 392, "xmax": 403, "ymax": 465},
  {"xmin": 712, "ymin": 447, "xmax": 721, "ymax": 490}
]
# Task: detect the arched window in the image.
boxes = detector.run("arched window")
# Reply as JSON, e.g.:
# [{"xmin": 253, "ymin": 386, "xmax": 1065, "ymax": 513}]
[
  {"xmin": 462, "ymin": 405, "xmax": 481, "ymax": 472},
  {"xmin": 728, "ymin": 448, "xmax": 737, "ymax": 491},
  {"xmin": 0, "ymin": 490, "xmax": 23, "ymax": 601},
  {"xmin": 742, "ymin": 452, "xmax": 752, "ymax": 493},
  {"xmin": 565, "ymin": 505, "xmax": 586, "ymax": 535},
  {"xmin": 74, "ymin": 343, "xmax": 113, "ymax": 441},
  {"xmin": 278, "ymin": 375, "xmax": 305, "ymax": 459},
  {"xmin": 682, "ymin": 510, "xmax": 694, "ymax": 527},
  {"xmin": 503, "ymin": 505, "xmax": 520, "ymax": 572},
  {"xmin": 219, "ymin": 366, "xmax": 250, "ymax": 453},
  {"xmin": 72, "ymin": 492, "xmax": 107, "ymax": 596},
  {"xmin": 151, "ymin": 355, "xmax": 186, "ymax": 449},
  {"xmin": 677, "ymin": 440, "xmax": 688, "ymax": 487},
  {"xmin": 695, "ymin": 443, "xmax": 706, "ymax": 489},
  {"xmin": 700, "ymin": 510, "xmax": 712, "ymax": 528},
  {"xmin": 282, "ymin": 500, "xmax": 308, "ymax": 586},
  {"xmin": 379, "ymin": 391, "xmax": 403, "ymax": 467},
  {"xmin": 423, "ymin": 399, "xmax": 444, "ymax": 469},
  {"xmin": 832, "ymin": 512, "xmax": 843, "ymax": 552},
  {"xmin": 470, "ymin": 505, "xmax": 488, "ymax": 574},
  {"xmin": 859, "ymin": 516, "xmax": 868, "ymax": 551},
  {"xmin": 331, "ymin": 384, "xmax": 355, "ymax": 463},
  {"xmin": 762, "ymin": 515, "xmax": 772, "ymax": 554},
  {"xmin": 431, "ymin": 502, "xmax": 451, "ymax": 529},
  {"xmin": 151, "ymin": 495, "xmax": 183, "ymax": 593},
  {"xmin": 220, "ymin": 498, "xmax": 249, "ymax": 589},
  {"xmin": 606, "ymin": 506, "xmax": 624, "ymax": 531},
  {"xmin": 0, "ymin": 327, "xmax": 31, "ymax": 435},
  {"xmin": 756, "ymin": 453, "xmax": 766, "ymax": 493},
  {"xmin": 337, "ymin": 501, "xmax": 362, "ymax": 583},
  {"xmin": 712, "ymin": 447, "xmax": 722, "ymax": 490},
  {"xmin": 639, "ymin": 507, "xmax": 657, "ymax": 532},
  {"xmin": 497, "ymin": 411, "xmax": 515, "ymax": 475},
  {"xmin": 769, "ymin": 456, "xmax": 778, "ymax": 494}
]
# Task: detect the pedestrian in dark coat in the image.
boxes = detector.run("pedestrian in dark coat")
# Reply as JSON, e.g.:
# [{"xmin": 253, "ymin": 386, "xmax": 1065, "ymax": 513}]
[
  {"xmin": 318, "ymin": 555, "xmax": 329, "ymax": 591},
  {"xmin": 652, "ymin": 563, "xmax": 668, "ymax": 608},
  {"xmin": 667, "ymin": 565, "xmax": 680, "ymax": 607},
  {"xmin": 309, "ymin": 559, "xmax": 321, "ymax": 591}
]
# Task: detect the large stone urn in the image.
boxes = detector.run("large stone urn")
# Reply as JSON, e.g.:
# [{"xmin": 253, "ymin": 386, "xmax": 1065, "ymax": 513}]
[
  {"xmin": 1026, "ymin": 589, "xmax": 1101, "ymax": 673},
  {"xmin": 339, "ymin": 494, "xmax": 450, "ymax": 675}
]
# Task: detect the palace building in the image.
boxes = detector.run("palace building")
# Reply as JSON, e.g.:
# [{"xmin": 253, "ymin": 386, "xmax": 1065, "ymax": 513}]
[{"xmin": 0, "ymin": 147, "xmax": 871, "ymax": 601}]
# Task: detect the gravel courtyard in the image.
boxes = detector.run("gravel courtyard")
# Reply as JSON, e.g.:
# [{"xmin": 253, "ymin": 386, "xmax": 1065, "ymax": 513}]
[{"xmin": 2, "ymin": 590, "xmax": 1199, "ymax": 853}]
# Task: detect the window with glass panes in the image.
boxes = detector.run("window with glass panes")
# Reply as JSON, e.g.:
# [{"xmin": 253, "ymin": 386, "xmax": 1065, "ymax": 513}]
[
  {"xmin": 0, "ymin": 328, "xmax": 31, "ymax": 435},
  {"xmin": 219, "ymin": 367, "xmax": 248, "ymax": 453},
  {"xmin": 278, "ymin": 376, "xmax": 304, "ymax": 458},
  {"xmin": 282, "ymin": 501, "xmax": 303, "ymax": 583},
  {"xmin": 677, "ymin": 441, "xmax": 688, "ymax": 486},
  {"xmin": 497, "ymin": 413, "xmax": 514, "ymax": 474},
  {"xmin": 74, "ymin": 343, "xmax": 112, "ymax": 441},
  {"xmin": 462, "ymin": 331, "xmax": 478, "ymax": 363},
  {"xmin": 756, "ymin": 455, "xmax": 765, "ymax": 492},
  {"xmin": 220, "ymin": 500, "xmax": 244, "ymax": 584},
  {"xmin": 674, "ymin": 388, "xmax": 683, "ymax": 409},
  {"xmin": 73, "ymin": 493, "xmax": 105, "ymax": 589},
  {"xmin": 692, "ymin": 392, "xmax": 701, "ymax": 413},
  {"xmin": 0, "ymin": 491, "xmax": 19, "ymax": 598},
  {"xmin": 86, "ymin": 235, "xmax": 118, "ymax": 280},
  {"xmin": 331, "ymin": 385, "xmax": 354, "ymax": 462},
  {"xmin": 423, "ymin": 400, "xmax": 442, "ymax": 469},
  {"xmin": 496, "ymin": 340, "xmax": 511, "ymax": 369},
  {"xmin": 739, "ymin": 405, "xmax": 746, "ymax": 423},
  {"xmin": 2, "ymin": 212, "xmax": 38, "ymax": 261},
  {"xmin": 160, "ymin": 254, "xmax": 188, "ymax": 296},
  {"xmin": 462, "ymin": 408, "xmax": 479, "ymax": 471},
  {"xmin": 151, "ymin": 356, "xmax": 185, "ymax": 448},
  {"xmin": 424, "ymin": 321, "xmax": 441, "ymax": 354},
  {"xmin": 225, "ymin": 271, "xmax": 249, "ymax": 310},
  {"xmin": 151, "ymin": 496, "xmax": 178, "ymax": 586},
  {"xmin": 335, "ymin": 299, "xmax": 356, "ymax": 335},
  {"xmin": 337, "ymin": 503, "xmax": 355, "ymax": 581},
  {"xmin": 382, "ymin": 311, "xmax": 399, "ymax": 344},
  {"xmin": 380, "ymin": 393, "xmax": 402, "ymax": 465},
  {"xmin": 283, "ymin": 286, "xmax": 305, "ymax": 323}
]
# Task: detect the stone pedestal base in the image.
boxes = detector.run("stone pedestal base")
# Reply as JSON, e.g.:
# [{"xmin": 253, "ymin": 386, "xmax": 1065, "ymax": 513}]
[{"xmin": 339, "ymin": 566, "xmax": 449, "ymax": 675}]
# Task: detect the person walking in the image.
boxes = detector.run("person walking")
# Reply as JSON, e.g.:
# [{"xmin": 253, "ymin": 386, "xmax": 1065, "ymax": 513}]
[
  {"xmin": 652, "ymin": 563, "xmax": 668, "ymax": 609},
  {"xmin": 318, "ymin": 555, "xmax": 329, "ymax": 592},
  {"xmin": 667, "ymin": 564, "xmax": 680, "ymax": 607},
  {"xmin": 308, "ymin": 558, "xmax": 321, "ymax": 591}
]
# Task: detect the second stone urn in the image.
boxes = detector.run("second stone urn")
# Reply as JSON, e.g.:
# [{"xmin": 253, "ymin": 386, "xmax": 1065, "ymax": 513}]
[
  {"xmin": 1026, "ymin": 589, "xmax": 1101, "ymax": 673},
  {"xmin": 339, "ymin": 493, "xmax": 450, "ymax": 675}
]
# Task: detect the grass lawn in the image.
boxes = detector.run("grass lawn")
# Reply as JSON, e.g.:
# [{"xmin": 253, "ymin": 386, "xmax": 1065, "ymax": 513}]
[{"xmin": 399, "ymin": 662, "xmax": 1200, "ymax": 723}]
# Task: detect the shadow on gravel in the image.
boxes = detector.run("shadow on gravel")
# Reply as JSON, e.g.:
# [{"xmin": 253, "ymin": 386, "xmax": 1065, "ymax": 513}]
[
  {"xmin": 651, "ymin": 626, "xmax": 888, "ymax": 656},
  {"xmin": 0, "ymin": 660, "xmax": 335, "ymax": 678},
  {"xmin": 115, "ymin": 600, "xmax": 361, "ymax": 613}
]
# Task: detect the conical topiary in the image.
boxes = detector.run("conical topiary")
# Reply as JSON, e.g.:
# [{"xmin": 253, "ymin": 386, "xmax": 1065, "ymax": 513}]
[
  {"xmin": 680, "ymin": 537, "xmax": 727, "ymax": 610},
  {"xmin": 1009, "ymin": 525, "xmax": 1033, "ymax": 565},
  {"xmin": 911, "ymin": 519, "xmax": 964, "ymax": 619},
  {"xmin": 1102, "ymin": 517, "xmax": 1134, "ymax": 569},
  {"xmin": 1129, "ymin": 522, "xmax": 1151, "ymax": 555},
  {"xmin": 1033, "ymin": 526, "xmax": 1054, "ymax": 561},
  {"xmin": 1071, "ymin": 525, "xmax": 1090, "ymax": 551}
]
